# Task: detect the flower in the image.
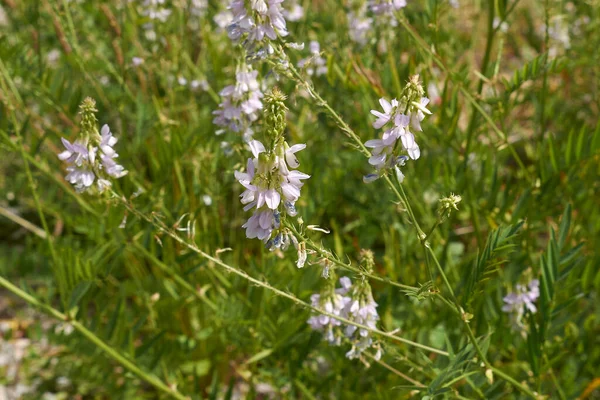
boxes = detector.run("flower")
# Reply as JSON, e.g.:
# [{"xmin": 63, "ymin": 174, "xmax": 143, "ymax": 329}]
[
  {"xmin": 59, "ymin": 125, "xmax": 126, "ymax": 192},
  {"xmin": 213, "ymin": 68, "xmax": 264, "ymax": 138},
  {"xmin": 307, "ymin": 277, "xmax": 353, "ymax": 345},
  {"xmin": 347, "ymin": 8, "xmax": 372, "ymax": 46},
  {"xmin": 236, "ymin": 139, "xmax": 309, "ymax": 242},
  {"xmin": 283, "ymin": 1, "xmax": 304, "ymax": 22},
  {"xmin": 297, "ymin": 41, "xmax": 328, "ymax": 77},
  {"xmin": 502, "ymin": 279, "xmax": 540, "ymax": 314},
  {"xmin": 58, "ymin": 99, "xmax": 127, "ymax": 193},
  {"xmin": 363, "ymin": 76, "xmax": 431, "ymax": 183},
  {"xmin": 228, "ymin": 0, "xmax": 288, "ymax": 49},
  {"xmin": 307, "ymin": 276, "xmax": 383, "ymax": 359},
  {"xmin": 502, "ymin": 279, "xmax": 540, "ymax": 332},
  {"xmin": 369, "ymin": 0, "xmax": 407, "ymax": 15}
]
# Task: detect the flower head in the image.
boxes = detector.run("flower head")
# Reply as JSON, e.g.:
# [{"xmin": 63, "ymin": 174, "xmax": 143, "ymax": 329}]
[
  {"xmin": 502, "ymin": 279, "xmax": 540, "ymax": 332},
  {"xmin": 58, "ymin": 98, "xmax": 127, "ymax": 193},
  {"xmin": 363, "ymin": 75, "xmax": 431, "ymax": 183}
]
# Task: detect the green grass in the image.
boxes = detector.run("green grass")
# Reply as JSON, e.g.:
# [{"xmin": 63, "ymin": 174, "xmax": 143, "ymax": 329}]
[{"xmin": 1, "ymin": 0, "xmax": 599, "ymax": 399}]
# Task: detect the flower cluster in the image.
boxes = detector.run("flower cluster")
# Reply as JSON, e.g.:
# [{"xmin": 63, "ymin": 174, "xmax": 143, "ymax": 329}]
[
  {"xmin": 502, "ymin": 279, "xmax": 540, "ymax": 331},
  {"xmin": 228, "ymin": 0, "xmax": 288, "ymax": 54},
  {"xmin": 138, "ymin": 0, "xmax": 172, "ymax": 42},
  {"xmin": 347, "ymin": 1, "xmax": 409, "ymax": 47},
  {"xmin": 236, "ymin": 139, "xmax": 309, "ymax": 240},
  {"xmin": 297, "ymin": 41, "xmax": 327, "ymax": 77},
  {"xmin": 213, "ymin": 67, "xmax": 264, "ymax": 139},
  {"xmin": 58, "ymin": 98, "xmax": 127, "ymax": 193},
  {"xmin": 307, "ymin": 277, "xmax": 353, "ymax": 345},
  {"xmin": 235, "ymin": 89, "xmax": 310, "ymax": 258},
  {"xmin": 283, "ymin": 0, "xmax": 304, "ymax": 22},
  {"xmin": 369, "ymin": 0, "xmax": 407, "ymax": 16},
  {"xmin": 308, "ymin": 276, "xmax": 383, "ymax": 360},
  {"xmin": 363, "ymin": 74, "xmax": 431, "ymax": 183},
  {"xmin": 347, "ymin": 5, "xmax": 372, "ymax": 46}
]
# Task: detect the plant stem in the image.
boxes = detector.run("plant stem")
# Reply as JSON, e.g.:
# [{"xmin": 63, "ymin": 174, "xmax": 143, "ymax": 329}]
[
  {"xmin": 285, "ymin": 221, "xmax": 417, "ymax": 291},
  {"xmin": 117, "ymin": 194, "xmax": 448, "ymax": 357}
]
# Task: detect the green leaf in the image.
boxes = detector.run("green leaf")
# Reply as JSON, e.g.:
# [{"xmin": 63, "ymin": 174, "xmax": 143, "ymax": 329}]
[
  {"xmin": 68, "ymin": 280, "xmax": 92, "ymax": 314},
  {"xmin": 557, "ymin": 204, "xmax": 572, "ymax": 250},
  {"xmin": 180, "ymin": 359, "xmax": 211, "ymax": 377},
  {"xmin": 244, "ymin": 348, "xmax": 273, "ymax": 365}
]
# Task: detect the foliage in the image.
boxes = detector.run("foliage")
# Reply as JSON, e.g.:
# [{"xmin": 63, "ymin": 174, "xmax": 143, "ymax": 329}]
[{"xmin": 1, "ymin": 0, "xmax": 599, "ymax": 399}]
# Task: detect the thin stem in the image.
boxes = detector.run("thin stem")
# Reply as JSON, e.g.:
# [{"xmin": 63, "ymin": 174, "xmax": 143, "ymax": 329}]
[
  {"xmin": 392, "ymin": 13, "xmax": 531, "ymax": 182},
  {"xmin": 0, "ymin": 275, "xmax": 188, "ymax": 400},
  {"xmin": 363, "ymin": 352, "xmax": 425, "ymax": 388},
  {"xmin": 116, "ymin": 194, "xmax": 448, "ymax": 357},
  {"xmin": 131, "ymin": 241, "xmax": 218, "ymax": 311},
  {"xmin": 0, "ymin": 205, "xmax": 47, "ymax": 239},
  {"xmin": 285, "ymin": 222, "xmax": 417, "ymax": 291}
]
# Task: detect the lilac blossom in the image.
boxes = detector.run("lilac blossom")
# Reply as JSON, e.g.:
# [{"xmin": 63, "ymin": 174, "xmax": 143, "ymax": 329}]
[
  {"xmin": 502, "ymin": 279, "xmax": 540, "ymax": 331},
  {"xmin": 213, "ymin": 68, "xmax": 264, "ymax": 139},
  {"xmin": 363, "ymin": 76, "xmax": 431, "ymax": 183},
  {"xmin": 59, "ymin": 124, "xmax": 127, "ymax": 193},
  {"xmin": 236, "ymin": 139, "xmax": 309, "ymax": 243},
  {"xmin": 297, "ymin": 41, "xmax": 328, "ymax": 77}
]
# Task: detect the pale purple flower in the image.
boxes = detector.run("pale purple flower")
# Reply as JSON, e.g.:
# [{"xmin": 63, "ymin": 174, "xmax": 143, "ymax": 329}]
[
  {"xmin": 502, "ymin": 279, "xmax": 540, "ymax": 331},
  {"xmin": 370, "ymin": 98, "xmax": 398, "ymax": 129},
  {"xmin": 502, "ymin": 279, "xmax": 540, "ymax": 314},
  {"xmin": 242, "ymin": 209, "xmax": 276, "ymax": 240},
  {"xmin": 347, "ymin": 10, "xmax": 372, "ymax": 46},
  {"xmin": 214, "ymin": 68, "xmax": 263, "ymax": 136},
  {"xmin": 369, "ymin": 0, "xmax": 407, "ymax": 15},
  {"xmin": 236, "ymin": 139, "xmax": 309, "ymax": 242},
  {"xmin": 228, "ymin": 0, "xmax": 288, "ymax": 46},
  {"xmin": 307, "ymin": 278, "xmax": 353, "ymax": 345},
  {"xmin": 297, "ymin": 41, "xmax": 328, "ymax": 77},
  {"xmin": 59, "ymin": 124, "xmax": 127, "ymax": 193},
  {"xmin": 283, "ymin": 2, "xmax": 304, "ymax": 22}
]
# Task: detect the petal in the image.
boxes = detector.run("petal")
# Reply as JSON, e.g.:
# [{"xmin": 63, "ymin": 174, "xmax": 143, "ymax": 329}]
[
  {"xmin": 101, "ymin": 124, "xmax": 110, "ymax": 136},
  {"xmin": 248, "ymin": 140, "xmax": 265, "ymax": 158},
  {"xmin": 379, "ymin": 98, "xmax": 392, "ymax": 113},
  {"xmin": 265, "ymin": 189, "xmax": 281, "ymax": 209},
  {"xmin": 287, "ymin": 170, "xmax": 310, "ymax": 180},
  {"xmin": 369, "ymin": 153, "xmax": 386, "ymax": 166},
  {"xmin": 364, "ymin": 139, "xmax": 383, "ymax": 148}
]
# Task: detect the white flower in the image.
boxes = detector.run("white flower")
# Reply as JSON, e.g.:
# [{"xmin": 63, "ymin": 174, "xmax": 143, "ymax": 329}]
[
  {"xmin": 347, "ymin": 10, "xmax": 372, "ymax": 46},
  {"xmin": 236, "ymin": 139, "xmax": 309, "ymax": 242},
  {"xmin": 370, "ymin": 98, "xmax": 398, "ymax": 129},
  {"xmin": 214, "ymin": 68, "xmax": 264, "ymax": 136},
  {"xmin": 283, "ymin": 2, "xmax": 304, "ymax": 22},
  {"xmin": 59, "ymin": 124, "xmax": 127, "ymax": 193},
  {"xmin": 228, "ymin": 0, "xmax": 288, "ymax": 46},
  {"xmin": 297, "ymin": 41, "xmax": 328, "ymax": 77}
]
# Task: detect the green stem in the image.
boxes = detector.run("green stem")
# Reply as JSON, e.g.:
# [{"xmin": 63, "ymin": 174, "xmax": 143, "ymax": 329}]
[
  {"xmin": 131, "ymin": 241, "xmax": 218, "ymax": 311},
  {"xmin": 285, "ymin": 222, "xmax": 417, "ymax": 291},
  {"xmin": 117, "ymin": 194, "xmax": 448, "ymax": 357},
  {"xmin": 0, "ymin": 275, "xmax": 188, "ymax": 400}
]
